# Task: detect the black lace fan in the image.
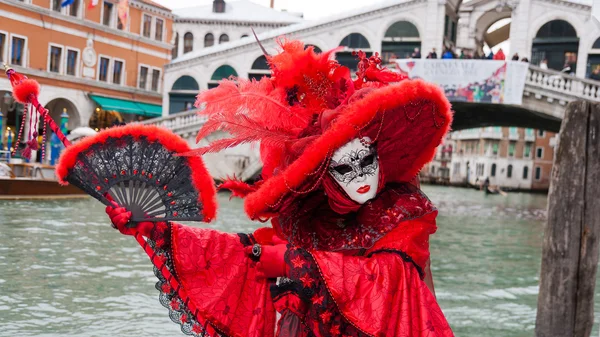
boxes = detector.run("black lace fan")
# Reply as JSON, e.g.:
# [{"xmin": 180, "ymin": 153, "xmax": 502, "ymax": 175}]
[{"xmin": 56, "ymin": 125, "xmax": 217, "ymax": 223}]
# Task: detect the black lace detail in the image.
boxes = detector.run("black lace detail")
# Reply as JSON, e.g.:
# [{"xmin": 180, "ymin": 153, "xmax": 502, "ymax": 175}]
[{"xmin": 65, "ymin": 133, "xmax": 206, "ymax": 222}]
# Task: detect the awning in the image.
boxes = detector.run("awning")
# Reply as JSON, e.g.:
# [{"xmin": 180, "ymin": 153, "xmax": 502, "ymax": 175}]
[{"xmin": 89, "ymin": 95, "xmax": 162, "ymax": 117}]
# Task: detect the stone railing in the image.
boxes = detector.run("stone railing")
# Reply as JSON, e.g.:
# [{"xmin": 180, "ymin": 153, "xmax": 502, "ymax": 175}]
[
  {"xmin": 139, "ymin": 109, "xmax": 207, "ymax": 135},
  {"xmin": 525, "ymin": 66, "xmax": 600, "ymax": 102}
]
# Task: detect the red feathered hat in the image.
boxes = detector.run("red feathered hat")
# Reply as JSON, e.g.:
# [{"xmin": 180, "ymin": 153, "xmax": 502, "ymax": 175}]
[{"xmin": 192, "ymin": 39, "xmax": 452, "ymax": 220}]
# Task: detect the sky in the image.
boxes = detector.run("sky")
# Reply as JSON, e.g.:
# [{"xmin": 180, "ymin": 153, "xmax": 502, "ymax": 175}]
[{"xmin": 153, "ymin": 0, "xmax": 387, "ymax": 20}]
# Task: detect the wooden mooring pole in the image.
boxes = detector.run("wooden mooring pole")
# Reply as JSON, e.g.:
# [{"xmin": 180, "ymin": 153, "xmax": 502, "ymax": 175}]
[{"xmin": 536, "ymin": 101, "xmax": 600, "ymax": 337}]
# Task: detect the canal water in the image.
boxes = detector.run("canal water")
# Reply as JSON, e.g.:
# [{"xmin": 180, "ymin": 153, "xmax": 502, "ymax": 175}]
[{"xmin": 0, "ymin": 186, "xmax": 598, "ymax": 336}]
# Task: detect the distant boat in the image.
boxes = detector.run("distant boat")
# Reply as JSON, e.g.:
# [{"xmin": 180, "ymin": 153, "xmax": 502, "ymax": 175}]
[{"xmin": 0, "ymin": 161, "xmax": 86, "ymax": 200}]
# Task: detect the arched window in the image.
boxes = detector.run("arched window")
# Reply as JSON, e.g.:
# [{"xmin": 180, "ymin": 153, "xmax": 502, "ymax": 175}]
[
  {"xmin": 491, "ymin": 163, "xmax": 496, "ymax": 177},
  {"xmin": 523, "ymin": 166, "xmax": 529, "ymax": 179},
  {"xmin": 536, "ymin": 20, "xmax": 577, "ymax": 39},
  {"xmin": 382, "ymin": 21, "xmax": 421, "ymax": 62},
  {"xmin": 340, "ymin": 33, "xmax": 370, "ymax": 49},
  {"xmin": 172, "ymin": 76, "xmax": 199, "ymax": 91},
  {"xmin": 169, "ymin": 75, "xmax": 199, "ymax": 114},
  {"xmin": 241, "ymin": 34, "xmax": 249, "ymax": 38},
  {"xmin": 532, "ymin": 20, "xmax": 579, "ymax": 71},
  {"xmin": 204, "ymin": 33, "xmax": 214, "ymax": 47},
  {"xmin": 338, "ymin": 33, "xmax": 371, "ymax": 71},
  {"xmin": 248, "ymin": 55, "xmax": 271, "ymax": 81},
  {"xmin": 183, "ymin": 33, "xmax": 194, "ymax": 53},
  {"xmin": 172, "ymin": 33, "xmax": 179, "ymax": 59},
  {"xmin": 305, "ymin": 44, "xmax": 322, "ymax": 53},
  {"xmin": 589, "ymin": 37, "xmax": 600, "ymax": 80},
  {"xmin": 209, "ymin": 65, "xmax": 238, "ymax": 88},
  {"xmin": 507, "ymin": 165, "xmax": 513, "ymax": 178},
  {"xmin": 219, "ymin": 34, "xmax": 230, "ymax": 44}
]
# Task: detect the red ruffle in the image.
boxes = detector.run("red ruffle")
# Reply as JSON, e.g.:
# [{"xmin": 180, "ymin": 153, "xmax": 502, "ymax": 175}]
[{"xmin": 169, "ymin": 225, "xmax": 276, "ymax": 337}]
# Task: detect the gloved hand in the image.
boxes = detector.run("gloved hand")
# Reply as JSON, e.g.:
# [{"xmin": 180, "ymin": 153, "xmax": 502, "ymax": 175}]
[
  {"xmin": 105, "ymin": 203, "xmax": 154, "ymax": 237},
  {"xmin": 246, "ymin": 244, "xmax": 289, "ymax": 279}
]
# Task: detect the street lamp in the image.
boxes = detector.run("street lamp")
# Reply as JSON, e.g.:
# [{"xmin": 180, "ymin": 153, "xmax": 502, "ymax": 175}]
[{"xmin": 3, "ymin": 92, "xmax": 12, "ymax": 105}]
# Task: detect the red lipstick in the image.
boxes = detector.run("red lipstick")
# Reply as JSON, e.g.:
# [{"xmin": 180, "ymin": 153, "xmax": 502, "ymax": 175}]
[{"xmin": 357, "ymin": 185, "xmax": 371, "ymax": 194}]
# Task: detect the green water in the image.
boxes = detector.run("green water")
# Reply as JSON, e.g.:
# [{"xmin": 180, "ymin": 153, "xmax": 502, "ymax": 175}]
[{"xmin": 0, "ymin": 186, "xmax": 598, "ymax": 336}]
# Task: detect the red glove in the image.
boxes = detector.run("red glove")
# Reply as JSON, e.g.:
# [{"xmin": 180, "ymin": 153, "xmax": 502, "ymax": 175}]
[
  {"xmin": 246, "ymin": 244, "xmax": 289, "ymax": 279},
  {"xmin": 105, "ymin": 205, "xmax": 154, "ymax": 237}
]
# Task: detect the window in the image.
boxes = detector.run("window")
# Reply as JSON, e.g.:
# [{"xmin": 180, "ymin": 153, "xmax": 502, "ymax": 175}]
[
  {"xmin": 69, "ymin": 0, "xmax": 80, "ymax": 17},
  {"xmin": 507, "ymin": 165, "xmax": 513, "ymax": 178},
  {"xmin": 536, "ymin": 147, "xmax": 544, "ymax": 159},
  {"xmin": 49, "ymin": 45, "xmax": 63, "ymax": 73},
  {"xmin": 102, "ymin": 2, "xmax": 113, "ymax": 26},
  {"xmin": 113, "ymin": 60, "xmax": 123, "ymax": 85},
  {"xmin": 219, "ymin": 34, "xmax": 229, "ymax": 44},
  {"xmin": 155, "ymin": 18, "xmax": 164, "ymax": 41},
  {"xmin": 52, "ymin": 0, "xmax": 61, "ymax": 12},
  {"xmin": 492, "ymin": 142, "xmax": 499, "ymax": 155},
  {"xmin": 453, "ymin": 162, "xmax": 460, "ymax": 175},
  {"xmin": 99, "ymin": 57, "xmax": 110, "ymax": 82},
  {"xmin": 523, "ymin": 166, "xmax": 529, "ymax": 179},
  {"xmin": 172, "ymin": 33, "xmax": 179, "ymax": 59},
  {"xmin": 524, "ymin": 143, "xmax": 532, "ymax": 158},
  {"xmin": 538, "ymin": 130, "xmax": 545, "ymax": 138},
  {"xmin": 11, "ymin": 36, "xmax": 25, "ymax": 66},
  {"xmin": 66, "ymin": 49, "xmax": 78, "ymax": 76},
  {"xmin": 151, "ymin": 69, "xmax": 160, "ymax": 92},
  {"xmin": 476, "ymin": 163, "xmax": 484, "ymax": 177},
  {"xmin": 142, "ymin": 14, "xmax": 152, "ymax": 38},
  {"xmin": 491, "ymin": 163, "xmax": 497, "ymax": 177},
  {"xmin": 139, "ymin": 66, "xmax": 148, "ymax": 89},
  {"xmin": 117, "ymin": 17, "xmax": 125, "ymax": 30},
  {"xmin": 213, "ymin": 0, "xmax": 225, "ymax": 13},
  {"xmin": 0, "ymin": 33, "xmax": 6, "ymax": 63},
  {"xmin": 204, "ymin": 33, "xmax": 214, "ymax": 48},
  {"xmin": 184, "ymin": 33, "xmax": 194, "ymax": 53},
  {"xmin": 431, "ymin": 166, "xmax": 435, "ymax": 174},
  {"xmin": 535, "ymin": 167, "xmax": 542, "ymax": 180},
  {"xmin": 241, "ymin": 34, "xmax": 249, "ymax": 38},
  {"xmin": 509, "ymin": 142, "xmax": 515, "ymax": 157}
]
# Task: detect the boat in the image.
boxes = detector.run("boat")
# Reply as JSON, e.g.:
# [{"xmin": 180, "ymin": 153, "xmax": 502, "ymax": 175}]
[{"xmin": 0, "ymin": 159, "xmax": 86, "ymax": 200}]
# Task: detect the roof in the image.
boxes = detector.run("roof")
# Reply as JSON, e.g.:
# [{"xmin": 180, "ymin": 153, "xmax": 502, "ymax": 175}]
[
  {"xmin": 137, "ymin": 0, "xmax": 172, "ymax": 12},
  {"xmin": 170, "ymin": 0, "xmax": 412, "ymax": 66},
  {"xmin": 173, "ymin": 0, "xmax": 304, "ymax": 24}
]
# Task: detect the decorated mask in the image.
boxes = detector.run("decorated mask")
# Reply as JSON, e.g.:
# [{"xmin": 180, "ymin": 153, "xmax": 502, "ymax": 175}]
[{"xmin": 328, "ymin": 137, "xmax": 379, "ymax": 204}]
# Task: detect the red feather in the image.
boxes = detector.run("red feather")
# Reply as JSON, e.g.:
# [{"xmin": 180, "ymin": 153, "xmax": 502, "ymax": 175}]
[{"xmin": 218, "ymin": 177, "xmax": 257, "ymax": 199}]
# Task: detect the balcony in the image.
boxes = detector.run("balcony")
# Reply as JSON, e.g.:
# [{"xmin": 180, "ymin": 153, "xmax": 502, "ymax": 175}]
[
  {"xmin": 452, "ymin": 129, "xmax": 481, "ymax": 140},
  {"xmin": 480, "ymin": 127, "xmax": 503, "ymax": 139}
]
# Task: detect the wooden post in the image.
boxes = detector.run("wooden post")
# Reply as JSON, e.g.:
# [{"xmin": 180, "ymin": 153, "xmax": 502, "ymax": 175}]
[{"xmin": 535, "ymin": 101, "xmax": 600, "ymax": 337}]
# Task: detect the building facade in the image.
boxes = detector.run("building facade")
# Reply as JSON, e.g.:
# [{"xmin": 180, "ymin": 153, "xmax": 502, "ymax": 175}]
[
  {"xmin": 167, "ymin": 0, "xmax": 303, "ymax": 114},
  {"xmin": 421, "ymin": 136, "xmax": 453, "ymax": 184},
  {"xmin": 449, "ymin": 127, "xmax": 556, "ymax": 191},
  {"xmin": 0, "ymin": 0, "xmax": 173, "ymax": 159}
]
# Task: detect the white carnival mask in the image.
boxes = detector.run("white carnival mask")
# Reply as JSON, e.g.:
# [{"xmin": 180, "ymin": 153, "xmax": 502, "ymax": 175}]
[{"xmin": 328, "ymin": 137, "xmax": 379, "ymax": 204}]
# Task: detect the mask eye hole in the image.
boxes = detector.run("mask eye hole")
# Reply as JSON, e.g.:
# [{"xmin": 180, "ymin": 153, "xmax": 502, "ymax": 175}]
[
  {"xmin": 332, "ymin": 164, "xmax": 353, "ymax": 175},
  {"xmin": 360, "ymin": 154, "xmax": 375, "ymax": 168}
]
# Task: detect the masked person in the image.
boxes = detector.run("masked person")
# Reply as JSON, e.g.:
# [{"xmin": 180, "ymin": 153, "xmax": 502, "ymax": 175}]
[{"xmin": 107, "ymin": 40, "xmax": 454, "ymax": 337}]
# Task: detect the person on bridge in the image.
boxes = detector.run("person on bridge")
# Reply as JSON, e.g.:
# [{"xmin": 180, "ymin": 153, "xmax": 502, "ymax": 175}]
[{"xmin": 106, "ymin": 40, "xmax": 454, "ymax": 337}]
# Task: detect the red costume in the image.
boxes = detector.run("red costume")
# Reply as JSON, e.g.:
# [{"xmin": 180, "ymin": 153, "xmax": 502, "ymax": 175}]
[{"xmin": 108, "ymin": 40, "xmax": 454, "ymax": 337}]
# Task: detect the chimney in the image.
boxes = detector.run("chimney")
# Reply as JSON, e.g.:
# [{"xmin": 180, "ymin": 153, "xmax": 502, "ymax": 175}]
[
  {"xmin": 213, "ymin": 0, "xmax": 225, "ymax": 13},
  {"xmin": 270, "ymin": 0, "xmax": 274, "ymax": 8}
]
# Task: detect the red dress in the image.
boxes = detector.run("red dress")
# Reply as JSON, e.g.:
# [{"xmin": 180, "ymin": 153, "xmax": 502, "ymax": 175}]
[{"xmin": 146, "ymin": 184, "xmax": 454, "ymax": 337}]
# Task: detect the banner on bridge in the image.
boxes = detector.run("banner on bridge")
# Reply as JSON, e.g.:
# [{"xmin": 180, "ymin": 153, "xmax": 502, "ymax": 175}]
[{"xmin": 393, "ymin": 60, "xmax": 529, "ymax": 105}]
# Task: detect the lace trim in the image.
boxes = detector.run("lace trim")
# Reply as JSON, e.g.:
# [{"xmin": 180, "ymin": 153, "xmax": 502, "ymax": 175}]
[{"xmin": 148, "ymin": 237, "xmax": 217, "ymax": 337}]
